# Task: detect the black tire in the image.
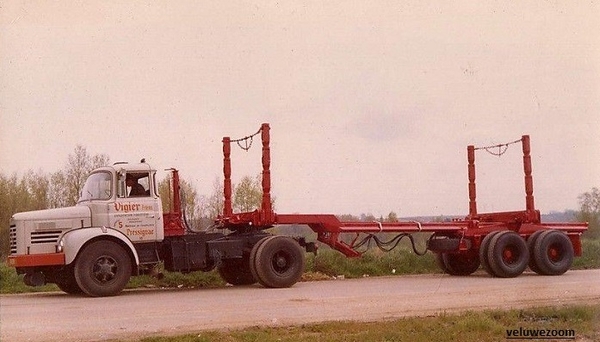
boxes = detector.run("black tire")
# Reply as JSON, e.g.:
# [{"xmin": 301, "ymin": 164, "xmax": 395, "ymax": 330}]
[
  {"xmin": 441, "ymin": 251, "xmax": 480, "ymax": 276},
  {"xmin": 532, "ymin": 230, "xmax": 574, "ymax": 276},
  {"xmin": 526, "ymin": 230, "xmax": 546, "ymax": 274},
  {"xmin": 479, "ymin": 231, "xmax": 502, "ymax": 276},
  {"xmin": 435, "ymin": 253, "xmax": 449, "ymax": 274},
  {"xmin": 249, "ymin": 235, "xmax": 273, "ymax": 284},
  {"xmin": 55, "ymin": 267, "xmax": 84, "ymax": 295},
  {"xmin": 74, "ymin": 240, "xmax": 132, "ymax": 297},
  {"xmin": 427, "ymin": 237, "xmax": 460, "ymax": 253},
  {"xmin": 486, "ymin": 231, "xmax": 529, "ymax": 278},
  {"xmin": 218, "ymin": 257, "xmax": 256, "ymax": 286},
  {"xmin": 254, "ymin": 236, "xmax": 305, "ymax": 288}
]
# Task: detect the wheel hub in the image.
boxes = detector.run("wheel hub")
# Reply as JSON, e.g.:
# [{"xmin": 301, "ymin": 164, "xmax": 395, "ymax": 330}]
[{"xmin": 93, "ymin": 256, "xmax": 117, "ymax": 283}]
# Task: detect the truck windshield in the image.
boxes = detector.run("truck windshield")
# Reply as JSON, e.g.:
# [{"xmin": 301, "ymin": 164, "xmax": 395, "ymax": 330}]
[{"xmin": 78, "ymin": 172, "xmax": 112, "ymax": 202}]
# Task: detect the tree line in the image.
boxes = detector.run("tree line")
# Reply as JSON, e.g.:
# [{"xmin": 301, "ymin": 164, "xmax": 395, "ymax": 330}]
[{"xmin": 1, "ymin": 146, "xmax": 598, "ymax": 259}]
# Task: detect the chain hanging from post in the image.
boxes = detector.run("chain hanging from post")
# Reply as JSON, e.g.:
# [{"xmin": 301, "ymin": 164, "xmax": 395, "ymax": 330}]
[
  {"xmin": 221, "ymin": 123, "xmax": 273, "ymax": 224},
  {"xmin": 474, "ymin": 138, "xmax": 523, "ymax": 157},
  {"xmin": 231, "ymin": 127, "xmax": 263, "ymax": 151}
]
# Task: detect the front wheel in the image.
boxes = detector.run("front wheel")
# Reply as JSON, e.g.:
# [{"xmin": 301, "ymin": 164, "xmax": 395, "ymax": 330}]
[
  {"xmin": 74, "ymin": 240, "xmax": 132, "ymax": 297},
  {"xmin": 55, "ymin": 266, "xmax": 84, "ymax": 295}
]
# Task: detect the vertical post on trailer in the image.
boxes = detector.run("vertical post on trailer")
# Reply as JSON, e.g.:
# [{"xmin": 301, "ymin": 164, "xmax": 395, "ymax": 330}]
[
  {"xmin": 522, "ymin": 135, "xmax": 535, "ymax": 212},
  {"xmin": 223, "ymin": 136, "xmax": 233, "ymax": 217},
  {"xmin": 467, "ymin": 145, "xmax": 477, "ymax": 217},
  {"xmin": 261, "ymin": 123, "xmax": 273, "ymax": 222}
]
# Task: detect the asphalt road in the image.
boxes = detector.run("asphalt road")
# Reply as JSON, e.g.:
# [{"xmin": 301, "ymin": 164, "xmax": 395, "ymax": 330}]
[{"xmin": 2, "ymin": 269, "xmax": 599, "ymax": 342}]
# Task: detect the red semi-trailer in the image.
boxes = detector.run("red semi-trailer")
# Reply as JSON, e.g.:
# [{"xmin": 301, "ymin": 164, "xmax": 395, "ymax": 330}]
[{"xmin": 7, "ymin": 123, "xmax": 587, "ymax": 296}]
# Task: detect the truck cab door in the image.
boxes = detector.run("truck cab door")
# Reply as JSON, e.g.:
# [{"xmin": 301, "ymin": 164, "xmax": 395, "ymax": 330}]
[{"xmin": 110, "ymin": 171, "xmax": 163, "ymax": 242}]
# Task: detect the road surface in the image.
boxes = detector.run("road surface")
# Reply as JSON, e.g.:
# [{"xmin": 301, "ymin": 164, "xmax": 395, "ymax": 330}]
[{"xmin": 2, "ymin": 270, "xmax": 599, "ymax": 342}]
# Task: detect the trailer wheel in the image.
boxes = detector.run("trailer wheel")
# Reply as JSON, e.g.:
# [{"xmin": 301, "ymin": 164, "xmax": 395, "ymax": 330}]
[
  {"xmin": 218, "ymin": 257, "xmax": 256, "ymax": 286},
  {"xmin": 435, "ymin": 253, "xmax": 449, "ymax": 274},
  {"xmin": 74, "ymin": 240, "xmax": 132, "ymax": 297},
  {"xmin": 486, "ymin": 231, "xmax": 529, "ymax": 278},
  {"xmin": 440, "ymin": 251, "xmax": 480, "ymax": 275},
  {"xmin": 526, "ymin": 230, "xmax": 546, "ymax": 274},
  {"xmin": 532, "ymin": 230, "xmax": 574, "ymax": 276},
  {"xmin": 479, "ymin": 231, "xmax": 503, "ymax": 276},
  {"xmin": 253, "ymin": 236, "xmax": 305, "ymax": 288}
]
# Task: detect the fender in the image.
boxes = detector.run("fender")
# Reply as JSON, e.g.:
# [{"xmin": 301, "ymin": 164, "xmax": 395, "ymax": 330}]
[{"xmin": 59, "ymin": 227, "xmax": 140, "ymax": 266}]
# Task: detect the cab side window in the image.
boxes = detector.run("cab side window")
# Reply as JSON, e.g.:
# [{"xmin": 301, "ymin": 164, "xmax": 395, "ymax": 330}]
[{"xmin": 125, "ymin": 173, "xmax": 150, "ymax": 197}]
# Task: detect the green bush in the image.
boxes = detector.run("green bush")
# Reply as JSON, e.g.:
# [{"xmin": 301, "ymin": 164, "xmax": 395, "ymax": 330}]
[
  {"xmin": 573, "ymin": 239, "xmax": 600, "ymax": 269},
  {"xmin": 0, "ymin": 263, "xmax": 58, "ymax": 294}
]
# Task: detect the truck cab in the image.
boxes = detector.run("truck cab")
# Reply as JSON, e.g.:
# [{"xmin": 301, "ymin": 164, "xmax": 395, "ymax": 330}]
[
  {"xmin": 83, "ymin": 162, "xmax": 164, "ymax": 243},
  {"xmin": 8, "ymin": 162, "xmax": 164, "ymax": 296}
]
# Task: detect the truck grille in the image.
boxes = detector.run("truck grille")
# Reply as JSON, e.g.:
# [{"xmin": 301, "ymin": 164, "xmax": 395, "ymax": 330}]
[
  {"xmin": 30, "ymin": 230, "xmax": 63, "ymax": 245},
  {"xmin": 9, "ymin": 225, "xmax": 17, "ymax": 254}
]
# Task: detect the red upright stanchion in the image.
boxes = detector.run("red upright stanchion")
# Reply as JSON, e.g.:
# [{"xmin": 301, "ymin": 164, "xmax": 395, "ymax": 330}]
[
  {"xmin": 260, "ymin": 123, "xmax": 273, "ymax": 222},
  {"xmin": 223, "ymin": 136, "xmax": 233, "ymax": 217},
  {"xmin": 521, "ymin": 135, "xmax": 535, "ymax": 212},
  {"xmin": 467, "ymin": 145, "xmax": 477, "ymax": 217}
]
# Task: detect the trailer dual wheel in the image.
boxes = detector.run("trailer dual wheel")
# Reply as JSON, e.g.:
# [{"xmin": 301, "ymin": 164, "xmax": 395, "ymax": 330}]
[
  {"xmin": 484, "ymin": 231, "xmax": 529, "ymax": 278},
  {"xmin": 251, "ymin": 236, "xmax": 305, "ymax": 288},
  {"xmin": 74, "ymin": 240, "xmax": 132, "ymax": 297},
  {"xmin": 218, "ymin": 256, "xmax": 256, "ymax": 286},
  {"xmin": 479, "ymin": 231, "xmax": 503, "ymax": 276},
  {"xmin": 434, "ymin": 253, "xmax": 449, "ymax": 274},
  {"xmin": 530, "ymin": 230, "xmax": 574, "ymax": 275},
  {"xmin": 439, "ymin": 251, "xmax": 480, "ymax": 276},
  {"xmin": 526, "ymin": 230, "xmax": 546, "ymax": 274}
]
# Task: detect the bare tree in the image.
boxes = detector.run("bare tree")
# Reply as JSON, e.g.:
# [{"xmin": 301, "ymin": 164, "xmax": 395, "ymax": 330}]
[
  {"xmin": 158, "ymin": 176, "xmax": 204, "ymax": 230},
  {"xmin": 48, "ymin": 145, "xmax": 110, "ymax": 207},
  {"xmin": 577, "ymin": 187, "xmax": 600, "ymax": 239},
  {"xmin": 233, "ymin": 175, "xmax": 263, "ymax": 213},
  {"xmin": 206, "ymin": 177, "xmax": 224, "ymax": 219}
]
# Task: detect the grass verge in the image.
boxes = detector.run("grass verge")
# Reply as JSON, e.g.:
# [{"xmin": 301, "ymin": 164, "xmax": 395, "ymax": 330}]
[{"xmin": 133, "ymin": 304, "xmax": 600, "ymax": 342}]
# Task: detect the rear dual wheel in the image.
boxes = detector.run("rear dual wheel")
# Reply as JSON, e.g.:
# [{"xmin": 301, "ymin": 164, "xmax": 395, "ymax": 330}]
[
  {"xmin": 218, "ymin": 257, "xmax": 256, "ymax": 286},
  {"xmin": 250, "ymin": 236, "xmax": 305, "ymax": 288},
  {"xmin": 480, "ymin": 231, "xmax": 529, "ymax": 278},
  {"xmin": 529, "ymin": 230, "xmax": 573, "ymax": 275}
]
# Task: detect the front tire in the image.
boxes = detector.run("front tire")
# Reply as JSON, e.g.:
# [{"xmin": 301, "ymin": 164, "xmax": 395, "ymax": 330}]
[
  {"xmin": 74, "ymin": 240, "xmax": 132, "ymax": 297},
  {"xmin": 55, "ymin": 266, "xmax": 84, "ymax": 295}
]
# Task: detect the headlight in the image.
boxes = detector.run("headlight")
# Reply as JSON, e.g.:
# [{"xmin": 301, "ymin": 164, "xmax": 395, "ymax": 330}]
[{"xmin": 56, "ymin": 239, "xmax": 64, "ymax": 253}]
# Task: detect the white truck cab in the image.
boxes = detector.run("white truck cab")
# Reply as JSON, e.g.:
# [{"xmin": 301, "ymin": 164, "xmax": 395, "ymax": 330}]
[{"xmin": 8, "ymin": 162, "xmax": 164, "ymax": 296}]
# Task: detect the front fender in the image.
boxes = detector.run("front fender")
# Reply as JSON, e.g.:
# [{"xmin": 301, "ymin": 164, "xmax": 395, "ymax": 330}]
[{"xmin": 59, "ymin": 227, "xmax": 140, "ymax": 265}]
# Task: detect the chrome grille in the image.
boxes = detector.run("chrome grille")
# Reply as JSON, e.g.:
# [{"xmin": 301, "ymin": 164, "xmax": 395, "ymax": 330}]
[
  {"xmin": 9, "ymin": 225, "xmax": 17, "ymax": 254},
  {"xmin": 30, "ymin": 230, "xmax": 63, "ymax": 244}
]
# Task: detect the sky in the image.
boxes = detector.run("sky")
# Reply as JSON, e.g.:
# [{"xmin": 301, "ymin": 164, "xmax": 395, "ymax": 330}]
[{"xmin": 1, "ymin": 1, "xmax": 599, "ymax": 217}]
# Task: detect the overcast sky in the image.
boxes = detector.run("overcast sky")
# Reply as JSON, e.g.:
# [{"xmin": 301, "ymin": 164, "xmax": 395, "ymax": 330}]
[{"xmin": 1, "ymin": 2, "xmax": 598, "ymax": 217}]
